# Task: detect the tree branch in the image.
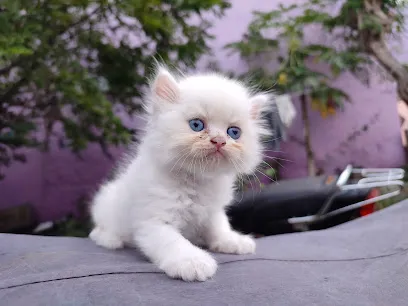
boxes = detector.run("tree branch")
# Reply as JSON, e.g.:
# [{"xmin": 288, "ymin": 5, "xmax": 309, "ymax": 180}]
[
  {"xmin": 363, "ymin": 0, "xmax": 393, "ymax": 33},
  {"xmin": 367, "ymin": 39, "xmax": 408, "ymax": 102}
]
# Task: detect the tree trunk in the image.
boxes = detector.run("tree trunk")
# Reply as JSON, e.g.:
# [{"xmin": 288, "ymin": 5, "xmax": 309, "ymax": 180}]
[
  {"xmin": 368, "ymin": 39, "xmax": 408, "ymax": 103},
  {"xmin": 300, "ymin": 93, "xmax": 317, "ymax": 176}
]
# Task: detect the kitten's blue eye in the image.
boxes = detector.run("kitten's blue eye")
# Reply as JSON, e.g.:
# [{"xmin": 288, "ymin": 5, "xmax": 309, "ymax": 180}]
[
  {"xmin": 227, "ymin": 126, "xmax": 241, "ymax": 140},
  {"xmin": 189, "ymin": 119, "xmax": 205, "ymax": 132}
]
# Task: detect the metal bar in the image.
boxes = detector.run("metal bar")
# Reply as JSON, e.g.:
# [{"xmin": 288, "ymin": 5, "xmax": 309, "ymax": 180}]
[
  {"xmin": 341, "ymin": 180, "xmax": 405, "ymax": 190},
  {"xmin": 352, "ymin": 168, "xmax": 405, "ymax": 177},
  {"xmin": 358, "ymin": 175, "xmax": 404, "ymax": 184},
  {"xmin": 288, "ymin": 181, "xmax": 404, "ymax": 225},
  {"xmin": 318, "ymin": 188, "xmax": 402, "ymax": 219},
  {"xmin": 336, "ymin": 164, "xmax": 353, "ymax": 186}
]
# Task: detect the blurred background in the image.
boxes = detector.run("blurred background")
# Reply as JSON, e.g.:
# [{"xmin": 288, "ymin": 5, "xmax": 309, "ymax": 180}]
[{"xmin": 1, "ymin": 0, "xmax": 408, "ymax": 236}]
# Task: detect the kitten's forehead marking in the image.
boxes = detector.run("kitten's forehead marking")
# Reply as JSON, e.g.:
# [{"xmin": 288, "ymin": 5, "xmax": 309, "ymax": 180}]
[{"xmin": 178, "ymin": 74, "xmax": 251, "ymax": 125}]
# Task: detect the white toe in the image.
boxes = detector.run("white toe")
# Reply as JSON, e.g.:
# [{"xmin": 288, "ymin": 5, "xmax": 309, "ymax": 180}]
[{"xmin": 89, "ymin": 227, "xmax": 124, "ymax": 249}]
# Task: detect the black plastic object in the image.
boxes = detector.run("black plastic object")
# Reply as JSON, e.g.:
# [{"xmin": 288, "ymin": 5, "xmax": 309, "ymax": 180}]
[
  {"xmin": 227, "ymin": 175, "xmax": 372, "ymax": 236},
  {"xmin": 263, "ymin": 101, "xmax": 287, "ymax": 150}
]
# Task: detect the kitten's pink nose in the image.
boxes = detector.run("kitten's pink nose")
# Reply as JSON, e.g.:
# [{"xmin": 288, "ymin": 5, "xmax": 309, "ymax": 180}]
[{"xmin": 210, "ymin": 136, "xmax": 226, "ymax": 150}]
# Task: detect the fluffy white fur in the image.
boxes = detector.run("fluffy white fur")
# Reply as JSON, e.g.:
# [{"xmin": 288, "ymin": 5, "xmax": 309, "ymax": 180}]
[{"xmin": 89, "ymin": 67, "xmax": 271, "ymax": 282}]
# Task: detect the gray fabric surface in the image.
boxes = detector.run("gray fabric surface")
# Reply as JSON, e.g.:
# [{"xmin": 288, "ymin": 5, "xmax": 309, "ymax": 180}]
[{"xmin": 1, "ymin": 201, "xmax": 408, "ymax": 306}]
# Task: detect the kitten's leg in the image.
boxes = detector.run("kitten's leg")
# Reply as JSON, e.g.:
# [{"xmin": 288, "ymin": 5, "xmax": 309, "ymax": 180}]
[
  {"xmin": 134, "ymin": 222, "xmax": 217, "ymax": 282},
  {"xmin": 89, "ymin": 226, "xmax": 124, "ymax": 249},
  {"xmin": 204, "ymin": 209, "xmax": 256, "ymax": 255},
  {"xmin": 89, "ymin": 182, "xmax": 124, "ymax": 249}
]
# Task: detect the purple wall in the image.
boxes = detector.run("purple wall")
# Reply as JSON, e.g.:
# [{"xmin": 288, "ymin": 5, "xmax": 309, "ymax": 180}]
[
  {"xmin": 200, "ymin": 1, "xmax": 406, "ymax": 177},
  {"xmin": 0, "ymin": 1, "xmax": 406, "ymax": 222}
]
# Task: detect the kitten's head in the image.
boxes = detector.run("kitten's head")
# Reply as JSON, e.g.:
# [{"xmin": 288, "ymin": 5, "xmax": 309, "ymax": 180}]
[{"xmin": 144, "ymin": 67, "xmax": 271, "ymax": 177}]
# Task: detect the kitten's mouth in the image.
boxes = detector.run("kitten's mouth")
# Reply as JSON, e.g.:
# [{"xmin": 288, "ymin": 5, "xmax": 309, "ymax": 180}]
[{"xmin": 207, "ymin": 149, "xmax": 225, "ymax": 158}]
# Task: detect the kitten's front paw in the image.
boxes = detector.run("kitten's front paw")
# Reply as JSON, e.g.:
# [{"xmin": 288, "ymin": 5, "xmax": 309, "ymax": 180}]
[
  {"xmin": 159, "ymin": 250, "xmax": 217, "ymax": 282},
  {"xmin": 89, "ymin": 227, "xmax": 124, "ymax": 249},
  {"xmin": 209, "ymin": 233, "xmax": 255, "ymax": 255}
]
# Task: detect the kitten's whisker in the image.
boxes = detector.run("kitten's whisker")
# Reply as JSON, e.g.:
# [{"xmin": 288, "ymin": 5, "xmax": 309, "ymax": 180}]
[
  {"xmin": 262, "ymin": 155, "xmax": 293, "ymax": 163},
  {"xmin": 235, "ymin": 158, "xmax": 260, "ymax": 199},
  {"xmin": 256, "ymin": 162, "xmax": 278, "ymax": 185},
  {"xmin": 170, "ymin": 149, "xmax": 191, "ymax": 173},
  {"xmin": 176, "ymin": 151, "xmax": 193, "ymax": 175},
  {"xmin": 199, "ymin": 155, "xmax": 205, "ymax": 176},
  {"xmin": 254, "ymin": 167, "xmax": 274, "ymax": 182},
  {"xmin": 250, "ymin": 170, "xmax": 263, "ymax": 192},
  {"xmin": 261, "ymin": 155, "xmax": 290, "ymax": 169},
  {"xmin": 261, "ymin": 160, "xmax": 274, "ymax": 169},
  {"xmin": 203, "ymin": 155, "xmax": 209, "ymax": 173},
  {"xmin": 166, "ymin": 146, "xmax": 191, "ymax": 164},
  {"xmin": 228, "ymin": 157, "xmax": 245, "ymax": 204},
  {"xmin": 191, "ymin": 152, "xmax": 199, "ymax": 181},
  {"xmin": 245, "ymin": 174, "xmax": 258, "ymax": 201},
  {"xmin": 187, "ymin": 154, "xmax": 194, "ymax": 177},
  {"xmin": 170, "ymin": 152, "xmax": 189, "ymax": 173},
  {"xmin": 194, "ymin": 156, "xmax": 198, "ymax": 182},
  {"xmin": 241, "ymin": 160, "xmax": 262, "ymax": 196},
  {"xmin": 263, "ymin": 157, "xmax": 286, "ymax": 169},
  {"xmin": 260, "ymin": 136, "xmax": 283, "ymax": 143},
  {"xmin": 262, "ymin": 149, "xmax": 286, "ymax": 154},
  {"xmin": 257, "ymin": 164, "xmax": 278, "ymax": 184}
]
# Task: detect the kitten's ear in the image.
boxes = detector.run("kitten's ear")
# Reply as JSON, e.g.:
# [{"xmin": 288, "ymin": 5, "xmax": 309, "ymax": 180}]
[
  {"xmin": 151, "ymin": 67, "xmax": 179, "ymax": 104},
  {"xmin": 249, "ymin": 94, "xmax": 270, "ymax": 119}
]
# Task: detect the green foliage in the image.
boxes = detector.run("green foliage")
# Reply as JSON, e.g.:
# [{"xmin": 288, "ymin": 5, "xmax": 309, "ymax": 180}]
[
  {"xmin": 0, "ymin": 0, "xmax": 230, "ymax": 179},
  {"xmin": 225, "ymin": 0, "xmax": 406, "ymax": 117},
  {"xmin": 33, "ymin": 214, "xmax": 92, "ymax": 237},
  {"xmin": 236, "ymin": 163, "xmax": 279, "ymax": 192}
]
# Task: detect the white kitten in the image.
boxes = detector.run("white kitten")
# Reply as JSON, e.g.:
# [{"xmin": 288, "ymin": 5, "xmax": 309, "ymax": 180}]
[{"xmin": 89, "ymin": 66, "xmax": 271, "ymax": 281}]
